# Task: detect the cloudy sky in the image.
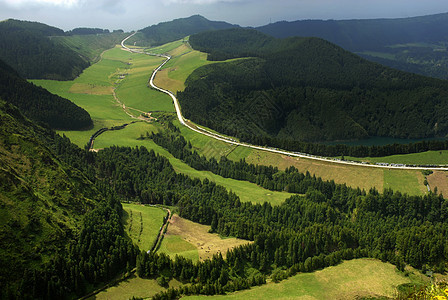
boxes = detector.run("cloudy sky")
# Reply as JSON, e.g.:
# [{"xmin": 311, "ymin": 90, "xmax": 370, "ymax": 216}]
[{"xmin": 0, "ymin": 0, "xmax": 447, "ymax": 31}]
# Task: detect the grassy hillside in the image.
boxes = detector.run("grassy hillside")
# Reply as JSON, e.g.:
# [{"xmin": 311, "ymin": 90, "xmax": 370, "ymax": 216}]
[
  {"xmin": 122, "ymin": 203, "xmax": 167, "ymax": 252},
  {"xmin": 51, "ymin": 31, "xmax": 127, "ymax": 63},
  {"xmin": 257, "ymin": 13, "xmax": 448, "ymax": 79},
  {"xmin": 185, "ymin": 259, "xmax": 425, "ymax": 300},
  {"xmin": 0, "ymin": 99, "xmax": 99, "ymax": 295},
  {"xmin": 0, "ymin": 19, "xmax": 89, "ymax": 79},
  {"xmin": 182, "ymin": 28, "xmax": 448, "ymax": 144},
  {"xmin": 134, "ymin": 15, "xmax": 237, "ymax": 47},
  {"xmin": 0, "ymin": 59, "xmax": 93, "ymax": 130}
]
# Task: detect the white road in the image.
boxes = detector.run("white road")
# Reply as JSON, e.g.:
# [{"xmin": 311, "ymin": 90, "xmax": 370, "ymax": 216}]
[{"xmin": 121, "ymin": 33, "xmax": 448, "ymax": 171}]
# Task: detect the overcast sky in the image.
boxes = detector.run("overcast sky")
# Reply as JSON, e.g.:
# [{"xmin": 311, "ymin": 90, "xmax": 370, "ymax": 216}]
[{"xmin": 0, "ymin": 0, "xmax": 447, "ymax": 31}]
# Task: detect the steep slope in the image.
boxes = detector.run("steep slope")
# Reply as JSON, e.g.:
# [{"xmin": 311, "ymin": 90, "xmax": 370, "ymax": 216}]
[
  {"xmin": 136, "ymin": 15, "xmax": 238, "ymax": 46},
  {"xmin": 180, "ymin": 28, "xmax": 448, "ymax": 143},
  {"xmin": 51, "ymin": 31, "xmax": 128, "ymax": 63},
  {"xmin": 256, "ymin": 13, "xmax": 448, "ymax": 79},
  {"xmin": 0, "ymin": 59, "xmax": 93, "ymax": 130},
  {"xmin": 0, "ymin": 99, "xmax": 98, "ymax": 295},
  {"xmin": 0, "ymin": 19, "xmax": 89, "ymax": 79},
  {"xmin": 0, "ymin": 100, "xmax": 139, "ymax": 299}
]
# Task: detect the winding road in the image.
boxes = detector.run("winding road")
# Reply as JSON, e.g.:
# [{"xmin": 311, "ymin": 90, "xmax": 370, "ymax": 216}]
[{"xmin": 121, "ymin": 33, "xmax": 448, "ymax": 171}]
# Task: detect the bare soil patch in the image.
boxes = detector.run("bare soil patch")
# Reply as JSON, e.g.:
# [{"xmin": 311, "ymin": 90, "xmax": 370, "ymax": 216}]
[
  {"xmin": 427, "ymin": 171, "xmax": 448, "ymax": 196},
  {"xmin": 167, "ymin": 214, "xmax": 251, "ymax": 261}
]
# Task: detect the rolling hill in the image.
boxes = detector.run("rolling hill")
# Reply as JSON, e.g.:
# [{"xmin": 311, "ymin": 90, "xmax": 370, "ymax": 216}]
[
  {"xmin": 0, "ymin": 19, "xmax": 90, "ymax": 80},
  {"xmin": 256, "ymin": 13, "xmax": 448, "ymax": 79},
  {"xmin": 135, "ymin": 15, "xmax": 238, "ymax": 47},
  {"xmin": 180, "ymin": 28, "xmax": 448, "ymax": 144},
  {"xmin": 0, "ymin": 59, "xmax": 93, "ymax": 130},
  {"xmin": 0, "ymin": 19, "xmax": 126, "ymax": 80}
]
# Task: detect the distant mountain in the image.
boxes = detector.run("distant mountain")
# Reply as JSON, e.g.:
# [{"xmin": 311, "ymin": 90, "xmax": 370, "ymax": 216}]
[
  {"xmin": 67, "ymin": 27, "xmax": 111, "ymax": 35},
  {"xmin": 137, "ymin": 15, "xmax": 238, "ymax": 46},
  {"xmin": 181, "ymin": 28, "xmax": 448, "ymax": 144},
  {"xmin": 0, "ymin": 59, "xmax": 93, "ymax": 130},
  {"xmin": 256, "ymin": 13, "xmax": 448, "ymax": 79}
]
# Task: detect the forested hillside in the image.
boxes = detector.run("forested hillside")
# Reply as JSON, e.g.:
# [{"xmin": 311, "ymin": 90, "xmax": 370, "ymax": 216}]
[
  {"xmin": 2, "ymin": 97, "xmax": 448, "ymax": 298},
  {"xmin": 0, "ymin": 99, "xmax": 122, "ymax": 298},
  {"xmin": 0, "ymin": 59, "xmax": 93, "ymax": 130},
  {"xmin": 136, "ymin": 15, "xmax": 237, "ymax": 46},
  {"xmin": 257, "ymin": 13, "xmax": 448, "ymax": 79},
  {"xmin": 0, "ymin": 19, "xmax": 90, "ymax": 79},
  {"xmin": 181, "ymin": 28, "xmax": 448, "ymax": 143}
]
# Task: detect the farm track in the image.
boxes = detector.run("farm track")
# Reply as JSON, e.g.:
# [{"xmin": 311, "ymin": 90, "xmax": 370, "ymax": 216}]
[{"xmin": 121, "ymin": 33, "xmax": 448, "ymax": 171}]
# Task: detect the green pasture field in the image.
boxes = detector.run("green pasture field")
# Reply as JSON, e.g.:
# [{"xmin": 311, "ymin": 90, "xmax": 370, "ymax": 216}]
[
  {"xmin": 92, "ymin": 121, "xmax": 159, "ymax": 149},
  {"xmin": 115, "ymin": 51, "xmax": 175, "ymax": 112},
  {"xmin": 383, "ymin": 169, "xmax": 426, "ymax": 196},
  {"xmin": 345, "ymin": 150, "xmax": 448, "ymax": 166},
  {"xmin": 122, "ymin": 203, "xmax": 167, "ymax": 252},
  {"xmin": 185, "ymin": 258, "xmax": 425, "ymax": 300},
  {"xmin": 158, "ymin": 235, "xmax": 199, "ymax": 262},
  {"xmin": 146, "ymin": 39, "xmax": 185, "ymax": 55},
  {"xmin": 92, "ymin": 275, "xmax": 182, "ymax": 300}
]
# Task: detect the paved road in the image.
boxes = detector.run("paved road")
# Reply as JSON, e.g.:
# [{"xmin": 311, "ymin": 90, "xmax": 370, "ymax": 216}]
[{"xmin": 121, "ymin": 34, "xmax": 448, "ymax": 171}]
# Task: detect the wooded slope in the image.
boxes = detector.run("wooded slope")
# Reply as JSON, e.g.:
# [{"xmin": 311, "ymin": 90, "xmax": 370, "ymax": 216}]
[{"xmin": 181, "ymin": 28, "xmax": 448, "ymax": 143}]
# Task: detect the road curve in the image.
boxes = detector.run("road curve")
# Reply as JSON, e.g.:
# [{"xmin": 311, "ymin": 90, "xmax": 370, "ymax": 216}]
[{"xmin": 121, "ymin": 33, "xmax": 448, "ymax": 171}]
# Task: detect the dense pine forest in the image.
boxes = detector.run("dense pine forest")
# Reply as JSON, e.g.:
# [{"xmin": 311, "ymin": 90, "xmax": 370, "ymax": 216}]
[
  {"xmin": 180, "ymin": 28, "xmax": 448, "ymax": 144},
  {"xmin": 0, "ymin": 59, "xmax": 92, "ymax": 130}
]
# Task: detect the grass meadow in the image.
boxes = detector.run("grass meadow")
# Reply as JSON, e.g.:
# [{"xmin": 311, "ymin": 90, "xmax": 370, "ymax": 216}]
[
  {"xmin": 185, "ymin": 259, "xmax": 425, "ymax": 300},
  {"xmin": 158, "ymin": 235, "xmax": 199, "ymax": 262},
  {"xmin": 159, "ymin": 214, "xmax": 250, "ymax": 262},
  {"xmin": 346, "ymin": 150, "xmax": 448, "ymax": 166},
  {"xmin": 92, "ymin": 275, "xmax": 182, "ymax": 300},
  {"xmin": 122, "ymin": 203, "xmax": 167, "ymax": 252}
]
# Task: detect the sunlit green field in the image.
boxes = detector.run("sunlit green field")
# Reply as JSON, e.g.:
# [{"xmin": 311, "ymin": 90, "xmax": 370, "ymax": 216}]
[
  {"xmin": 346, "ymin": 150, "xmax": 448, "ymax": 166},
  {"xmin": 158, "ymin": 235, "xmax": 199, "ymax": 262},
  {"xmin": 115, "ymin": 51, "xmax": 174, "ymax": 112},
  {"xmin": 92, "ymin": 275, "xmax": 182, "ymax": 300},
  {"xmin": 32, "ymin": 45, "xmax": 173, "ymax": 147},
  {"xmin": 383, "ymin": 169, "xmax": 426, "ymax": 195},
  {"xmin": 185, "ymin": 259, "xmax": 424, "ymax": 300},
  {"xmin": 122, "ymin": 203, "xmax": 167, "ymax": 252}
]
